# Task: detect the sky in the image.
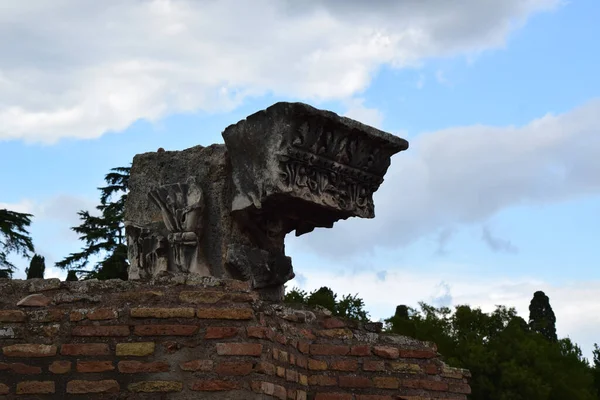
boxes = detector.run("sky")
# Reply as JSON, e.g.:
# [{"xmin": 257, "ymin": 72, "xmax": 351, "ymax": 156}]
[{"xmin": 1, "ymin": 0, "xmax": 599, "ymax": 358}]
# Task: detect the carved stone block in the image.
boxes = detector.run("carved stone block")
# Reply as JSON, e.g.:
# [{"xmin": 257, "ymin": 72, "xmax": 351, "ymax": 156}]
[{"xmin": 125, "ymin": 102, "xmax": 408, "ymax": 299}]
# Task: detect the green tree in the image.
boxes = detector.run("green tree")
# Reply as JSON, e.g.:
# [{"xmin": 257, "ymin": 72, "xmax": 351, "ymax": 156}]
[
  {"xmin": 25, "ymin": 254, "xmax": 45, "ymax": 279},
  {"xmin": 528, "ymin": 290, "xmax": 558, "ymax": 342},
  {"xmin": 284, "ymin": 286, "xmax": 370, "ymax": 322},
  {"xmin": 591, "ymin": 343, "xmax": 600, "ymax": 398},
  {"xmin": 56, "ymin": 166, "xmax": 130, "ymax": 280},
  {"xmin": 0, "ymin": 208, "xmax": 35, "ymax": 278},
  {"xmin": 385, "ymin": 300, "xmax": 596, "ymax": 400}
]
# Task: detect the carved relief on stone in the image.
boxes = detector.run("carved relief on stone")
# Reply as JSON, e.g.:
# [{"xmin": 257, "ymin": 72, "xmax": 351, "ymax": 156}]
[
  {"xmin": 148, "ymin": 177, "xmax": 208, "ymax": 275},
  {"xmin": 126, "ymin": 102, "xmax": 408, "ymax": 301},
  {"xmin": 125, "ymin": 225, "xmax": 168, "ymax": 280},
  {"xmin": 275, "ymin": 120, "xmax": 401, "ymax": 218}
]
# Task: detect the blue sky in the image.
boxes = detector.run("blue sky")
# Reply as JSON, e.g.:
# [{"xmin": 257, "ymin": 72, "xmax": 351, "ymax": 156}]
[{"xmin": 1, "ymin": 0, "xmax": 599, "ymax": 358}]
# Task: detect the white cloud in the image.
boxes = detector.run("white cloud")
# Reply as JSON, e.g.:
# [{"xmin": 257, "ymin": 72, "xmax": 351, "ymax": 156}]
[
  {"xmin": 0, "ymin": 199, "xmax": 35, "ymax": 214},
  {"xmin": 289, "ymin": 267, "xmax": 600, "ymax": 360},
  {"xmin": 294, "ymin": 98, "xmax": 600, "ymax": 257},
  {"xmin": 0, "ymin": 0, "xmax": 559, "ymax": 143}
]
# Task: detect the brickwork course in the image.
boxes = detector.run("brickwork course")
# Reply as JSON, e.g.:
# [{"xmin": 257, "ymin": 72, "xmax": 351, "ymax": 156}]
[{"xmin": 0, "ymin": 275, "xmax": 471, "ymax": 399}]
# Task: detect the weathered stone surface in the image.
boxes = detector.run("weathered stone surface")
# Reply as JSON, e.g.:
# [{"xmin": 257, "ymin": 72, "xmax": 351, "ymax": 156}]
[
  {"xmin": 17, "ymin": 293, "xmax": 51, "ymax": 307},
  {"xmin": 125, "ymin": 102, "xmax": 408, "ymax": 299},
  {"xmin": 27, "ymin": 278, "xmax": 61, "ymax": 293}
]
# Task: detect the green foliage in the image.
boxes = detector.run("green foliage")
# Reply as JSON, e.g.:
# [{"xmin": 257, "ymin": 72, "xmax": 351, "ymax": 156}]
[
  {"xmin": 592, "ymin": 344, "xmax": 600, "ymax": 398},
  {"xmin": 284, "ymin": 286, "xmax": 370, "ymax": 322},
  {"xmin": 385, "ymin": 300, "xmax": 597, "ymax": 400},
  {"xmin": 56, "ymin": 166, "xmax": 130, "ymax": 280},
  {"xmin": 529, "ymin": 290, "xmax": 558, "ymax": 342},
  {"xmin": 0, "ymin": 208, "xmax": 35, "ymax": 278},
  {"xmin": 25, "ymin": 254, "xmax": 45, "ymax": 279}
]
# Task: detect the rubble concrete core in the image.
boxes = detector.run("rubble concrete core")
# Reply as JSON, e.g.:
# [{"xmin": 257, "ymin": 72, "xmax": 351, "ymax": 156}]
[{"xmin": 124, "ymin": 102, "xmax": 409, "ymax": 300}]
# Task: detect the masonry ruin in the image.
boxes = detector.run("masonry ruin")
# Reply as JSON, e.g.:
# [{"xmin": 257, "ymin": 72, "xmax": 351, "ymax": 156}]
[
  {"xmin": 125, "ymin": 102, "xmax": 409, "ymax": 300},
  {"xmin": 0, "ymin": 103, "xmax": 471, "ymax": 399}
]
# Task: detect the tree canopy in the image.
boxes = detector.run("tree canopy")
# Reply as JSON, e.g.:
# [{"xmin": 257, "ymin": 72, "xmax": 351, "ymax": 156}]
[
  {"xmin": 56, "ymin": 166, "xmax": 130, "ymax": 280},
  {"xmin": 284, "ymin": 286, "xmax": 369, "ymax": 322},
  {"xmin": 0, "ymin": 208, "xmax": 35, "ymax": 278},
  {"xmin": 384, "ymin": 296, "xmax": 596, "ymax": 400}
]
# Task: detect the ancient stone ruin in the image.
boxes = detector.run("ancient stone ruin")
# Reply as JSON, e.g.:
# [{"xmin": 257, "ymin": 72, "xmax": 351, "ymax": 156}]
[
  {"xmin": 125, "ymin": 102, "xmax": 409, "ymax": 300},
  {"xmin": 0, "ymin": 103, "xmax": 472, "ymax": 399}
]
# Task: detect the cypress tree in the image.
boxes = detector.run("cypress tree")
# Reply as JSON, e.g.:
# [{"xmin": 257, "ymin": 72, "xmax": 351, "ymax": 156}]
[
  {"xmin": 26, "ymin": 254, "xmax": 45, "ymax": 279},
  {"xmin": 528, "ymin": 290, "xmax": 557, "ymax": 342}
]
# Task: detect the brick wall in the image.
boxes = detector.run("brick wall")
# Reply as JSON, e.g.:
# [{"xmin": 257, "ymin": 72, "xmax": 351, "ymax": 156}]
[{"xmin": 0, "ymin": 276, "xmax": 471, "ymax": 399}]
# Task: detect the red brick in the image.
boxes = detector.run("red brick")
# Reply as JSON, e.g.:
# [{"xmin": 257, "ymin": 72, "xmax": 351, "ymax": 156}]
[
  {"xmin": 215, "ymin": 361, "xmax": 253, "ymax": 376},
  {"xmin": 205, "ymin": 326, "xmax": 239, "ymax": 339},
  {"xmin": 70, "ymin": 310, "xmax": 85, "ymax": 321},
  {"xmin": 0, "ymin": 383, "xmax": 8, "ymax": 395},
  {"xmin": 216, "ymin": 342, "xmax": 262, "ymax": 356},
  {"xmin": 308, "ymin": 359, "xmax": 327, "ymax": 370},
  {"xmin": 310, "ymin": 344, "xmax": 349, "ymax": 356},
  {"xmin": 373, "ymin": 377, "xmax": 398, "ymax": 389},
  {"xmin": 190, "ymin": 380, "xmax": 239, "ymax": 391},
  {"xmin": 274, "ymin": 332, "xmax": 288, "ymax": 345},
  {"xmin": 134, "ymin": 324, "xmax": 199, "ymax": 336},
  {"xmin": 49, "ymin": 360, "xmax": 71, "ymax": 374},
  {"xmin": 118, "ymin": 361, "xmax": 170, "ymax": 373},
  {"xmin": 16, "ymin": 381, "xmax": 55, "ymax": 394},
  {"xmin": 277, "ymin": 366, "xmax": 285, "ymax": 378},
  {"xmin": 17, "ymin": 293, "xmax": 51, "ymax": 307},
  {"xmin": 247, "ymin": 326, "xmax": 269, "ymax": 338},
  {"xmin": 424, "ymin": 363, "xmax": 441, "ymax": 374},
  {"xmin": 0, "ymin": 310, "xmax": 26, "ymax": 322},
  {"xmin": 350, "ymin": 345, "xmax": 371, "ymax": 356},
  {"xmin": 449, "ymin": 382, "xmax": 471, "ymax": 394},
  {"xmin": 286, "ymin": 369, "xmax": 299, "ymax": 382},
  {"xmin": 77, "ymin": 361, "xmax": 114, "ymax": 373},
  {"xmin": 399, "ymin": 349, "xmax": 437, "ymax": 359},
  {"xmin": 339, "ymin": 375, "xmax": 372, "ymax": 388},
  {"xmin": 67, "ymin": 380, "xmax": 120, "ymax": 394},
  {"xmin": 3, "ymin": 344, "xmax": 56, "ymax": 357},
  {"xmin": 87, "ymin": 308, "xmax": 118, "ymax": 320},
  {"xmin": 196, "ymin": 308, "xmax": 254, "ymax": 319},
  {"xmin": 61, "ymin": 343, "xmax": 109, "ymax": 356},
  {"xmin": 297, "ymin": 328, "xmax": 316, "ymax": 340},
  {"xmin": 330, "ymin": 359, "xmax": 358, "ymax": 371},
  {"xmin": 420, "ymin": 380, "xmax": 449, "ymax": 391},
  {"xmin": 321, "ymin": 317, "xmax": 346, "ymax": 329},
  {"xmin": 255, "ymin": 361, "xmax": 276, "ymax": 375},
  {"xmin": 297, "ymin": 340, "xmax": 310, "ymax": 354},
  {"xmin": 373, "ymin": 345, "xmax": 399, "ymax": 359},
  {"xmin": 308, "ymin": 375, "xmax": 337, "ymax": 386},
  {"xmin": 314, "ymin": 393, "xmax": 353, "ymax": 400},
  {"xmin": 356, "ymin": 396, "xmax": 394, "ymax": 400},
  {"xmin": 296, "ymin": 355, "xmax": 308, "ymax": 369},
  {"xmin": 179, "ymin": 359, "xmax": 213, "ymax": 371},
  {"xmin": 252, "ymin": 381, "xmax": 287, "ymax": 399},
  {"xmin": 72, "ymin": 325, "xmax": 129, "ymax": 337},
  {"xmin": 130, "ymin": 307, "xmax": 195, "ymax": 318},
  {"xmin": 363, "ymin": 360, "xmax": 385, "ymax": 371},
  {"xmin": 0, "ymin": 362, "xmax": 41, "ymax": 374},
  {"xmin": 128, "ymin": 381, "xmax": 182, "ymax": 392}
]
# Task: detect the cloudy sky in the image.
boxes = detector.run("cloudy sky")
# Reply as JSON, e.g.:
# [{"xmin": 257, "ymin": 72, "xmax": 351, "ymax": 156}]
[{"xmin": 1, "ymin": 0, "xmax": 600, "ymax": 358}]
